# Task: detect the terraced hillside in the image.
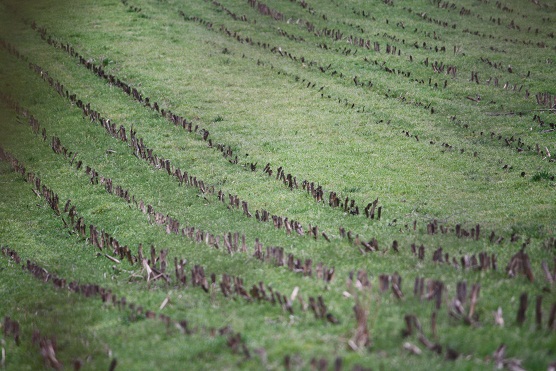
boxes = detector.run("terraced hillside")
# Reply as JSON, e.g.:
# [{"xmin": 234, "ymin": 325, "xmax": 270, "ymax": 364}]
[{"xmin": 0, "ymin": 0, "xmax": 555, "ymax": 369}]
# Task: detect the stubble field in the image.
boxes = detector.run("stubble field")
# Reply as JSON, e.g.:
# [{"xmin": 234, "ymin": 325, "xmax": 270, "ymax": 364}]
[{"xmin": 0, "ymin": 0, "xmax": 555, "ymax": 369}]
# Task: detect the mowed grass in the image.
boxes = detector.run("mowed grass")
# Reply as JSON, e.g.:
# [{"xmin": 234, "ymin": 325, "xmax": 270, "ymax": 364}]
[{"xmin": 0, "ymin": 0, "xmax": 555, "ymax": 369}]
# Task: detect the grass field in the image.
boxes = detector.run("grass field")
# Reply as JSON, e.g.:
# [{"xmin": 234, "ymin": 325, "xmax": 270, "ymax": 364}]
[{"xmin": 0, "ymin": 0, "xmax": 555, "ymax": 369}]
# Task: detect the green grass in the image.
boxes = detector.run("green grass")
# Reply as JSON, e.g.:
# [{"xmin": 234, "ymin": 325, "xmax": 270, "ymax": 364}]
[{"xmin": 0, "ymin": 0, "xmax": 555, "ymax": 369}]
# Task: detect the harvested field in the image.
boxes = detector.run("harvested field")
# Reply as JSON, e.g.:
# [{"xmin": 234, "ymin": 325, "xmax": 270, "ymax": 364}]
[{"xmin": 0, "ymin": 0, "xmax": 555, "ymax": 369}]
